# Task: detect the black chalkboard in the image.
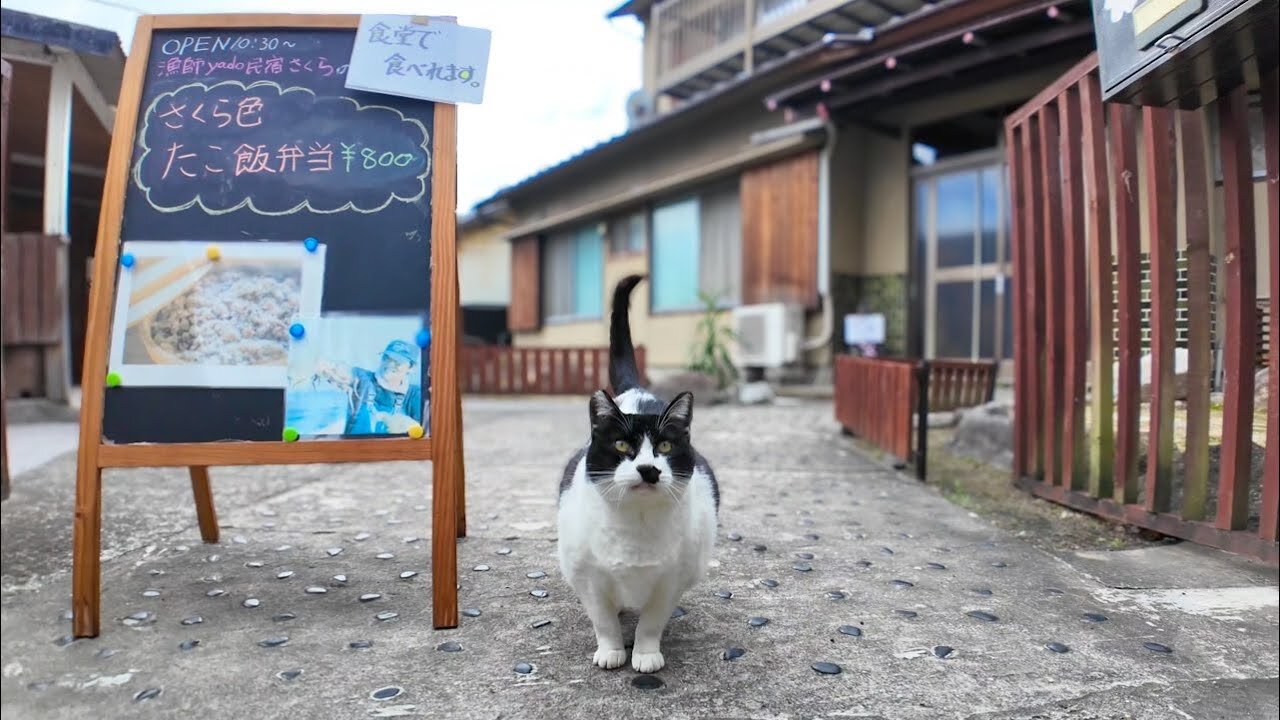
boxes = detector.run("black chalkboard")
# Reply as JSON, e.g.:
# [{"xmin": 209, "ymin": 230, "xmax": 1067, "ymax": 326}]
[{"xmin": 102, "ymin": 27, "xmax": 435, "ymax": 443}]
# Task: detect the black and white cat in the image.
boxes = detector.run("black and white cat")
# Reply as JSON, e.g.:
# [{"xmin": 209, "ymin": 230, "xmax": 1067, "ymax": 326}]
[{"xmin": 556, "ymin": 274, "xmax": 720, "ymax": 674}]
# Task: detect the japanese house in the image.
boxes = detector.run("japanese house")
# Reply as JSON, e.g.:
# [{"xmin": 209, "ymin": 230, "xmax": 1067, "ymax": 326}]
[
  {"xmin": 469, "ymin": 0, "xmax": 1271, "ymax": 386},
  {"xmin": 2, "ymin": 9, "xmax": 124, "ymax": 403}
]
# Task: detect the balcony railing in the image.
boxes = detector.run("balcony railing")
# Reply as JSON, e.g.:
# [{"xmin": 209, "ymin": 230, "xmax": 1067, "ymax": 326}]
[{"xmin": 651, "ymin": 0, "xmax": 849, "ymax": 96}]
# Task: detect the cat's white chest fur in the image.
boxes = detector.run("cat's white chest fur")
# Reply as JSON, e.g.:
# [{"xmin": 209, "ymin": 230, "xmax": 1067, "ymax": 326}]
[{"xmin": 558, "ymin": 455, "xmax": 717, "ymax": 611}]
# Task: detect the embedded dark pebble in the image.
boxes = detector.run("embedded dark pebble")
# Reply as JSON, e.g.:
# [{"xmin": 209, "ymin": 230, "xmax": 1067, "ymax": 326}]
[
  {"xmin": 811, "ymin": 662, "xmax": 842, "ymax": 675},
  {"xmin": 795, "ymin": 552, "xmax": 815, "ymax": 560},
  {"xmin": 933, "ymin": 645, "xmax": 955, "ymax": 659},
  {"xmin": 206, "ymin": 589, "xmax": 226, "ymax": 598},
  {"xmin": 838, "ymin": 625, "xmax": 862, "ymax": 637},
  {"xmin": 245, "ymin": 561, "xmax": 264, "ymax": 569},
  {"xmin": 375, "ymin": 612, "xmax": 399, "ymax": 622},
  {"xmin": 350, "ymin": 640, "xmax": 373, "ymax": 650},
  {"xmin": 124, "ymin": 611, "xmax": 154, "ymax": 626},
  {"xmin": 670, "ymin": 607, "xmax": 687, "ymax": 618},
  {"xmin": 856, "ymin": 560, "xmax": 872, "ymax": 568},
  {"xmin": 359, "ymin": 593, "xmax": 382, "ymax": 603},
  {"xmin": 371, "ymin": 686, "xmax": 403, "ymax": 700},
  {"xmin": 631, "ymin": 675, "xmax": 664, "ymax": 690},
  {"xmin": 273, "ymin": 613, "xmax": 297, "ymax": 622},
  {"xmin": 752, "ymin": 545, "xmax": 767, "ymax": 552},
  {"xmin": 804, "ymin": 534, "xmax": 821, "ymax": 541},
  {"xmin": 276, "ymin": 571, "xmax": 295, "ymax": 579},
  {"xmin": 277, "ymin": 669, "xmax": 303, "ymax": 681},
  {"xmin": 179, "ymin": 639, "xmax": 200, "ymax": 651},
  {"xmin": 891, "ymin": 580, "xmax": 914, "ymax": 589},
  {"xmin": 895, "ymin": 610, "xmax": 919, "ymax": 619},
  {"xmin": 1083, "ymin": 613, "xmax": 1108, "ymax": 622},
  {"xmin": 514, "ymin": 662, "xmax": 534, "ymax": 674},
  {"xmin": 133, "ymin": 688, "xmax": 163, "ymax": 702},
  {"xmin": 532, "ymin": 619, "xmax": 553, "ymax": 628},
  {"xmin": 967, "ymin": 611, "xmax": 999, "ymax": 622},
  {"xmin": 760, "ymin": 579, "xmax": 780, "ymax": 588},
  {"xmin": 826, "ymin": 591, "xmax": 846, "ymax": 600},
  {"xmin": 1045, "ymin": 642, "xmax": 1070, "ymax": 653},
  {"xmin": 258, "ymin": 636, "xmax": 289, "ymax": 648},
  {"xmin": 880, "ymin": 547, "xmax": 894, "ymax": 555},
  {"xmin": 722, "ymin": 647, "xmax": 746, "ymax": 660},
  {"xmin": 181, "ymin": 616, "xmax": 204, "ymax": 626},
  {"xmin": 727, "ymin": 533, "xmax": 743, "ymax": 541},
  {"xmin": 927, "ymin": 563, "xmax": 947, "ymax": 570},
  {"xmin": 715, "ymin": 590, "xmax": 733, "ymax": 599},
  {"xmin": 972, "ymin": 588, "xmax": 993, "ymax": 596},
  {"xmin": 991, "ymin": 561, "xmax": 1008, "ymax": 568},
  {"xmin": 526, "ymin": 571, "xmax": 547, "ymax": 579},
  {"xmin": 748, "ymin": 616, "xmax": 769, "ymax": 627},
  {"xmin": 1144, "ymin": 642, "xmax": 1173, "ymax": 654},
  {"xmin": 461, "ymin": 608, "xmax": 482, "ymax": 618},
  {"xmin": 437, "ymin": 641, "xmax": 463, "ymax": 652},
  {"xmin": 793, "ymin": 563, "xmax": 813, "ymax": 572}
]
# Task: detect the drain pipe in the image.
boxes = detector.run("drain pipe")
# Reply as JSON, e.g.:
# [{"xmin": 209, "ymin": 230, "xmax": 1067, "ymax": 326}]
[{"xmin": 801, "ymin": 114, "xmax": 837, "ymax": 353}]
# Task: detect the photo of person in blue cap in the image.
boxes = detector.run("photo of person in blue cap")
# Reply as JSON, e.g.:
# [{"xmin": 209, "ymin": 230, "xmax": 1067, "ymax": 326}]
[{"xmin": 284, "ymin": 316, "xmax": 426, "ymax": 438}]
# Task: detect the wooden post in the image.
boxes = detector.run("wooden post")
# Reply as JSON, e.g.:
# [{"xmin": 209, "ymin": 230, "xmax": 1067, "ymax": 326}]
[
  {"xmin": 1, "ymin": 58, "xmax": 11, "ymax": 502},
  {"xmin": 429, "ymin": 102, "xmax": 462, "ymax": 629},
  {"xmin": 1178, "ymin": 108, "xmax": 1213, "ymax": 521},
  {"xmin": 1080, "ymin": 73, "xmax": 1114, "ymax": 499},
  {"xmin": 1142, "ymin": 106, "xmax": 1177, "ymax": 514},
  {"xmin": 1259, "ymin": 66, "xmax": 1279, "ymax": 543},
  {"xmin": 189, "ymin": 466, "xmax": 219, "ymax": 543},
  {"xmin": 42, "ymin": 57, "xmax": 72, "ymax": 405}
]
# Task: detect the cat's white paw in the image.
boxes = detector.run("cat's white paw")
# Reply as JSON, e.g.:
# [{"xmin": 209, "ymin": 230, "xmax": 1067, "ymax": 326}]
[
  {"xmin": 593, "ymin": 647, "xmax": 628, "ymax": 669},
  {"xmin": 631, "ymin": 650, "xmax": 665, "ymax": 673}
]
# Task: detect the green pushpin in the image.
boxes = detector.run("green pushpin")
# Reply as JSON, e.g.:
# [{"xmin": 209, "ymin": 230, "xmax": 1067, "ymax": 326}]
[
  {"xmin": 282, "ymin": 427, "xmax": 300, "ymax": 442},
  {"xmin": 105, "ymin": 372, "xmax": 122, "ymax": 387}
]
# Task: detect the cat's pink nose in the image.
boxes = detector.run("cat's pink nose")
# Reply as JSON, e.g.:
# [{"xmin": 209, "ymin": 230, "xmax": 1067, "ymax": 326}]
[{"xmin": 636, "ymin": 465, "xmax": 660, "ymax": 484}]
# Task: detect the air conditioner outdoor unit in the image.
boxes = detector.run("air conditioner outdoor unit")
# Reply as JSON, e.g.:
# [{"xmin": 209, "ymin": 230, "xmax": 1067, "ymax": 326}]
[{"xmin": 732, "ymin": 303, "xmax": 804, "ymax": 368}]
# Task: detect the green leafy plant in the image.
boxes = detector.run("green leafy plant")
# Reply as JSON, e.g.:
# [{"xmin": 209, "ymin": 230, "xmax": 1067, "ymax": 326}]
[{"xmin": 687, "ymin": 289, "xmax": 739, "ymax": 390}]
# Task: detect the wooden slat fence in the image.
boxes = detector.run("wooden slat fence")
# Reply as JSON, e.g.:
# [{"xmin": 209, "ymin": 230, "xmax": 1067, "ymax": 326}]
[
  {"xmin": 2, "ymin": 232, "xmax": 68, "ymax": 399},
  {"xmin": 1005, "ymin": 53, "xmax": 1278, "ymax": 565},
  {"xmin": 834, "ymin": 355, "xmax": 999, "ymax": 479},
  {"xmin": 459, "ymin": 345, "xmax": 646, "ymax": 395}
]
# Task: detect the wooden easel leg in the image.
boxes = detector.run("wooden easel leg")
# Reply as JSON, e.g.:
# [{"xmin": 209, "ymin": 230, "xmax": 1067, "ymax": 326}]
[
  {"xmin": 453, "ymin": 377, "xmax": 466, "ymax": 539},
  {"xmin": 189, "ymin": 466, "xmax": 219, "ymax": 543},
  {"xmin": 72, "ymin": 464, "xmax": 102, "ymax": 638}
]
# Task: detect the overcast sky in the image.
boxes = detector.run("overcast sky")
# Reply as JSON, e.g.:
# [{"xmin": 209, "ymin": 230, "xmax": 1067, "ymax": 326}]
[{"xmin": 5, "ymin": 0, "xmax": 644, "ymax": 212}]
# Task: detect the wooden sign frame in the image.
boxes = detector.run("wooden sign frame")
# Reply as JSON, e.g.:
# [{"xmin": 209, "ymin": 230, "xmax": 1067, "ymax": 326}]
[{"xmin": 72, "ymin": 13, "xmax": 466, "ymax": 638}]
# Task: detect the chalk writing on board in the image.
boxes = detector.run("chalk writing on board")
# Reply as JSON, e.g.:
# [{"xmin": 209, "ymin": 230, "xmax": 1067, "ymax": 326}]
[
  {"xmin": 157, "ymin": 35, "xmax": 300, "ymax": 55},
  {"xmin": 154, "ymin": 55, "xmax": 349, "ymax": 80},
  {"xmin": 132, "ymin": 80, "xmax": 431, "ymax": 216}
]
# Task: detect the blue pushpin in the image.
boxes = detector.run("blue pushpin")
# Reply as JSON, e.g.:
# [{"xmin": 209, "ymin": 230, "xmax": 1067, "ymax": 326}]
[
  {"xmin": 415, "ymin": 328, "xmax": 431, "ymax": 348},
  {"xmin": 304, "ymin": 237, "xmax": 319, "ymax": 252},
  {"xmin": 289, "ymin": 322, "xmax": 306, "ymax": 339},
  {"xmin": 120, "ymin": 253, "xmax": 136, "ymax": 268}
]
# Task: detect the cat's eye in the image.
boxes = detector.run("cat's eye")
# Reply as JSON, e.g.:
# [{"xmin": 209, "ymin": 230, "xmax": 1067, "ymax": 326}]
[
  {"xmin": 656, "ymin": 441, "xmax": 673, "ymax": 454},
  {"xmin": 614, "ymin": 440, "xmax": 631, "ymax": 453}
]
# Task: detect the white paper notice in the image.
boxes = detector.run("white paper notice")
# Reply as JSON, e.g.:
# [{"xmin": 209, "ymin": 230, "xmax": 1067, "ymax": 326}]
[
  {"xmin": 346, "ymin": 15, "xmax": 492, "ymax": 105},
  {"xmin": 843, "ymin": 313, "xmax": 887, "ymax": 346}
]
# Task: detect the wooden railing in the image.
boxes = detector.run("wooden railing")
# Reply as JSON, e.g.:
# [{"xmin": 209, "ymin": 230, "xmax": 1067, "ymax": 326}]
[
  {"xmin": 459, "ymin": 345, "xmax": 647, "ymax": 396},
  {"xmin": 650, "ymin": 0, "xmax": 845, "ymax": 93},
  {"xmin": 1, "ymin": 233, "xmax": 68, "ymax": 399},
  {"xmin": 1005, "ymin": 53, "xmax": 1278, "ymax": 564},
  {"xmin": 834, "ymin": 355, "xmax": 999, "ymax": 479}
]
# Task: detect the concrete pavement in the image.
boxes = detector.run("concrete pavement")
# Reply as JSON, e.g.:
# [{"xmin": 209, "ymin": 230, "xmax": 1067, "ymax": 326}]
[{"xmin": 2, "ymin": 397, "xmax": 1277, "ymax": 719}]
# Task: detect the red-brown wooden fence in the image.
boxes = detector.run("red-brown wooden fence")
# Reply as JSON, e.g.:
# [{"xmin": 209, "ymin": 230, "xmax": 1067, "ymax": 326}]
[
  {"xmin": 459, "ymin": 345, "xmax": 646, "ymax": 395},
  {"xmin": 1006, "ymin": 53, "xmax": 1278, "ymax": 565},
  {"xmin": 834, "ymin": 355, "xmax": 999, "ymax": 478},
  {"xmin": 1, "ymin": 232, "xmax": 68, "ymax": 399}
]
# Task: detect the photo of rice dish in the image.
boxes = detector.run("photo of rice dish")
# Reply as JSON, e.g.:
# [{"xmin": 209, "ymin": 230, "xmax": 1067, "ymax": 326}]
[{"xmin": 146, "ymin": 265, "xmax": 300, "ymax": 366}]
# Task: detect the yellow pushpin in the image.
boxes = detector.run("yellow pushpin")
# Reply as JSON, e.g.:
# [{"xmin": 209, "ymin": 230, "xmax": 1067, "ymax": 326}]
[
  {"xmin": 407, "ymin": 423, "xmax": 425, "ymax": 439},
  {"xmin": 205, "ymin": 244, "xmax": 222, "ymax": 260}
]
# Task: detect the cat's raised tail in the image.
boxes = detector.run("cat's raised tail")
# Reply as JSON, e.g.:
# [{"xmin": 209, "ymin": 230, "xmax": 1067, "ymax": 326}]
[{"xmin": 609, "ymin": 274, "xmax": 645, "ymax": 395}]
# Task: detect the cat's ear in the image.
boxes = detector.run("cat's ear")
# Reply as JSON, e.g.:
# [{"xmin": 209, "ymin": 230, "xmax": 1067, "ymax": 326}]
[
  {"xmin": 659, "ymin": 391, "xmax": 694, "ymax": 433},
  {"xmin": 589, "ymin": 390, "xmax": 621, "ymax": 428}
]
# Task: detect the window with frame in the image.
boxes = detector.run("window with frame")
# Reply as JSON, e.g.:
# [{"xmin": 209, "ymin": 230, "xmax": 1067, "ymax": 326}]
[
  {"xmin": 650, "ymin": 183, "xmax": 741, "ymax": 312},
  {"xmin": 608, "ymin": 211, "xmax": 646, "ymax": 255},
  {"xmin": 542, "ymin": 224, "xmax": 604, "ymax": 321}
]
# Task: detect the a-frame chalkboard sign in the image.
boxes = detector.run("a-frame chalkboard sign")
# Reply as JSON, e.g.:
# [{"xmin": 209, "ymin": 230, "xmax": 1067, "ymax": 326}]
[{"xmin": 72, "ymin": 14, "xmax": 466, "ymax": 637}]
